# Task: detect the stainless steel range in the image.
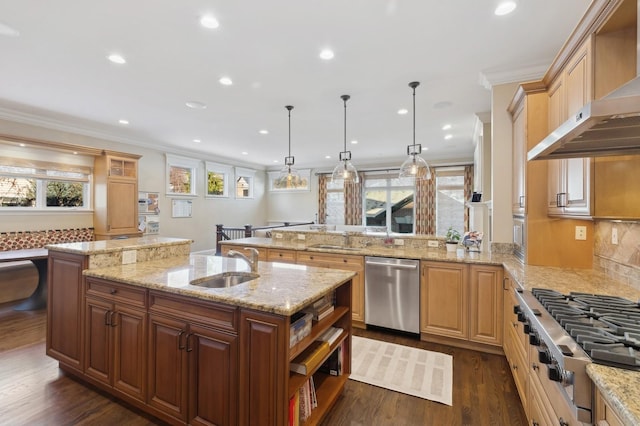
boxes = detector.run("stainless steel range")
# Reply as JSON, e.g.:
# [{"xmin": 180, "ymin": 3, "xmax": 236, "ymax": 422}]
[{"xmin": 514, "ymin": 288, "xmax": 640, "ymax": 424}]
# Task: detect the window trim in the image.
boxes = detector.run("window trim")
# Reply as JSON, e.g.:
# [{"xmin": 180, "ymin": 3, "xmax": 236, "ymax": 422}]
[
  {"xmin": 166, "ymin": 154, "xmax": 199, "ymax": 197},
  {"xmin": 205, "ymin": 162, "xmax": 233, "ymax": 198},
  {"xmin": 234, "ymin": 167, "xmax": 256, "ymax": 199}
]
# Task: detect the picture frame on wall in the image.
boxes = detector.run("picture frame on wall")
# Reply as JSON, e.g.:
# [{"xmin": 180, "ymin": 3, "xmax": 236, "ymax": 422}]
[{"xmin": 268, "ymin": 168, "xmax": 311, "ymax": 192}]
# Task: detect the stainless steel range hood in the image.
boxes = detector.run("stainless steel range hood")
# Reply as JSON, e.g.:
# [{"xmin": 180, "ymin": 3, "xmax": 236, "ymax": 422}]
[
  {"xmin": 527, "ymin": 78, "xmax": 640, "ymax": 161},
  {"xmin": 528, "ymin": 1, "xmax": 640, "ymax": 161}
]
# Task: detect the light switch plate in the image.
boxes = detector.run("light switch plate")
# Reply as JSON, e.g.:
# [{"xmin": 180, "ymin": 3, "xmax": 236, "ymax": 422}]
[
  {"xmin": 427, "ymin": 240, "xmax": 439, "ymax": 248},
  {"xmin": 122, "ymin": 250, "xmax": 137, "ymax": 264},
  {"xmin": 395, "ymin": 239, "xmax": 404, "ymax": 246},
  {"xmin": 274, "ymin": 233, "xmax": 283, "ymax": 239},
  {"xmin": 297, "ymin": 234, "xmax": 306, "ymax": 240}
]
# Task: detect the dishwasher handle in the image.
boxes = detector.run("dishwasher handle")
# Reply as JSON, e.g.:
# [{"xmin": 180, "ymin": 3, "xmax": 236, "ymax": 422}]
[{"xmin": 365, "ymin": 260, "xmax": 418, "ymax": 269}]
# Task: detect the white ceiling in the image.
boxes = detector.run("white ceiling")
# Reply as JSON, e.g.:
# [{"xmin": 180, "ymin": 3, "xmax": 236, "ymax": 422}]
[{"xmin": 0, "ymin": 0, "xmax": 591, "ymax": 170}]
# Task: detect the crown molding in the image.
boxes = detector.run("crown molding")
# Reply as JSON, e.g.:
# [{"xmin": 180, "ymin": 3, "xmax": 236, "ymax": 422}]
[{"xmin": 478, "ymin": 62, "xmax": 550, "ymax": 90}]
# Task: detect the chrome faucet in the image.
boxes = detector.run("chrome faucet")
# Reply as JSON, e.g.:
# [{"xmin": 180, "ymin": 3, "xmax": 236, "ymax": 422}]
[{"xmin": 227, "ymin": 247, "xmax": 260, "ymax": 273}]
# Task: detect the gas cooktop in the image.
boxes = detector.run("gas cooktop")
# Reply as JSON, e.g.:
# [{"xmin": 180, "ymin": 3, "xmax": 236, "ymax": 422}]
[{"xmin": 532, "ymin": 288, "xmax": 640, "ymax": 370}]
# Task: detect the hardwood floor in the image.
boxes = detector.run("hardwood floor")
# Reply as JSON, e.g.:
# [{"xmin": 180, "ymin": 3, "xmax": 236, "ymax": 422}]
[{"xmin": 0, "ymin": 301, "xmax": 527, "ymax": 425}]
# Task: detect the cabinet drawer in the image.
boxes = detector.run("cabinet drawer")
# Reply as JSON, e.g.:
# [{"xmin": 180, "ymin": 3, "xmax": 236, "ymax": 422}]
[
  {"xmin": 149, "ymin": 291, "xmax": 238, "ymax": 333},
  {"xmin": 297, "ymin": 252, "xmax": 363, "ymax": 269},
  {"xmin": 267, "ymin": 249, "xmax": 297, "ymax": 263},
  {"xmin": 86, "ymin": 278, "xmax": 146, "ymax": 307}
]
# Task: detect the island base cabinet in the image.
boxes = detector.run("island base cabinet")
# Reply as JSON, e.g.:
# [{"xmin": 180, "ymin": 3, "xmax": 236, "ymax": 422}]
[{"xmin": 147, "ymin": 313, "xmax": 238, "ymax": 426}]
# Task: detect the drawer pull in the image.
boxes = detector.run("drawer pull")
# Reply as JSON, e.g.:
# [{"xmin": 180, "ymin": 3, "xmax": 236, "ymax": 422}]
[
  {"xmin": 186, "ymin": 333, "xmax": 194, "ymax": 352},
  {"xmin": 178, "ymin": 330, "xmax": 186, "ymax": 350},
  {"xmin": 109, "ymin": 311, "xmax": 117, "ymax": 327},
  {"xmin": 104, "ymin": 310, "xmax": 111, "ymax": 326}
]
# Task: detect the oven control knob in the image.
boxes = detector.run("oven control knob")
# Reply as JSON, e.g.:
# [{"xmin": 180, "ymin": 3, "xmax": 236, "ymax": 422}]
[
  {"xmin": 517, "ymin": 312, "xmax": 526, "ymax": 323},
  {"xmin": 529, "ymin": 333, "xmax": 540, "ymax": 346},
  {"xmin": 513, "ymin": 305, "xmax": 521, "ymax": 315},
  {"xmin": 537, "ymin": 348, "xmax": 552, "ymax": 364},
  {"xmin": 548, "ymin": 365, "xmax": 563, "ymax": 382},
  {"xmin": 523, "ymin": 322, "xmax": 531, "ymax": 334}
]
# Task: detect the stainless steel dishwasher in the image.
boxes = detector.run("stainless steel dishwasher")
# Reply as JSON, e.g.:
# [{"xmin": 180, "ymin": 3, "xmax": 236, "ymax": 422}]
[{"xmin": 364, "ymin": 256, "xmax": 420, "ymax": 334}]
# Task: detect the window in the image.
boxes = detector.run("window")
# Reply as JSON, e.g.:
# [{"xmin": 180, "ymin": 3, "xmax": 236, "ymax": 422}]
[
  {"xmin": 325, "ymin": 178, "xmax": 345, "ymax": 225},
  {"xmin": 435, "ymin": 168, "xmax": 465, "ymax": 236},
  {"xmin": 235, "ymin": 167, "xmax": 255, "ymax": 199},
  {"xmin": 0, "ymin": 162, "xmax": 90, "ymax": 209},
  {"xmin": 166, "ymin": 154, "xmax": 199, "ymax": 196},
  {"xmin": 205, "ymin": 162, "xmax": 232, "ymax": 198},
  {"xmin": 364, "ymin": 175, "xmax": 415, "ymax": 233}
]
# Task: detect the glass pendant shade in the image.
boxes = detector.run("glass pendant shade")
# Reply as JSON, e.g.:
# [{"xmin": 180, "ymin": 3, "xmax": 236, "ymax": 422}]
[
  {"xmin": 400, "ymin": 81, "xmax": 431, "ymax": 181},
  {"xmin": 332, "ymin": 94, "xmax": 358, "ymax": 184}
]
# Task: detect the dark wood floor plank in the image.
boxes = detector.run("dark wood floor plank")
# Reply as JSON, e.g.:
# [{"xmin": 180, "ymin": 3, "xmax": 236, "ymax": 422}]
[{"xmin": 0, "ymin": 302, "xmax": 527, "ymax": 425}]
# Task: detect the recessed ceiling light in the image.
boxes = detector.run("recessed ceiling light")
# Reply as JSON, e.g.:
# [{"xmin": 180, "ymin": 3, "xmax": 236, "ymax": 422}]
[
  {"xmin": 193, "ymin": 139, "xmax": 201, "ymax": 143},
  {"xmin": 433, "ymin": 101, "xmax": 453, "ymax": 109},
  {"xmin": 319, "ymin": 49, "xmax": 335, "ymax": 60},
  {"xmin": 219, "ymin": 76, "xmax": 233, "ymax": 86},
  {"xmin": 118, "ymin": 119, "xmax": 129, "ymax": 125},
  {"xmin": 185, "ymin": 101, "xmax": 207, "ymax": 109},
  {"xmin": 73, "ymin": 151, "xmax": 78, "ymax": 155},
  {"xmin": 442, "ymin": 124, "xmax": 452, "ymax": 130},
  {"xmin": 444, "ymin": 134, "xmax": 453, "ymax": 140},
  {"xmin": 259, "ymin": 129, "xmax": 269, "ymax": 135},
  {"xmin": 241, "ymin": 151, "xmax": 248, "ymax": 155},
  {"xmin": 351, "ymin": 140, "xmax": 358, "ymax": 145},
  {"xmin": 19, "ymin": 143, "xmax": 25, "ymax": 147},
  {"xmin": 107, "ymin": 54, "xmax": 126, "ymax": 64},
  {"xmin": 397, "ymin": 108, "xmax": 408, "ymax": 115},
  {"xmin": 495, "ymin": 1, "xmax": 517, "ymax": 16},
  {"xmin": 0, "ymin": 22, "xmax": 20, "ymax": 37},
  {"xmin": 200, "ymin": 14, "xmax": 219, "ymax": 29},
  {"xmin": 273, "ymin": 160, "xmax": 279, "ymax": 163},
  {"xmin": 325, "ymin": 155, "xmax": 331, "ymax": 159}
]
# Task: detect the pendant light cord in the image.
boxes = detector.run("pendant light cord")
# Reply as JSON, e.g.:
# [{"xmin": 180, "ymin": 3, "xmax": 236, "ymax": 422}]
[
  {"xmin": 286, "ymin": 105, "xmax": 293, "ymax": 157},
  {"xmin": 409, "ymin": 81, "xmax": 419, "ymax": 149}
]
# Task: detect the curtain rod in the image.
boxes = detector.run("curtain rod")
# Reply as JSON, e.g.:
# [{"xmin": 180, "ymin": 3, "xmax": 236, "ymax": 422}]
[{"xmin": 315, "ymin": 162, "xmax": 472, "ymax": 176}]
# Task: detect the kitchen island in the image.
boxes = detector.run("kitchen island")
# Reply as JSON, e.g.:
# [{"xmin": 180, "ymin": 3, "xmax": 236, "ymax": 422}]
[{"xmin": 46, "ymin": 238, "xmax": 355, "ymax": 426}]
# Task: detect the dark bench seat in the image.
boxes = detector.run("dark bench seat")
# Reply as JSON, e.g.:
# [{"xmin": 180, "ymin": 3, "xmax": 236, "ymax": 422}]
[{"xmin": 0, "ymin": 248, "xmax": 48, "ymax": 310}]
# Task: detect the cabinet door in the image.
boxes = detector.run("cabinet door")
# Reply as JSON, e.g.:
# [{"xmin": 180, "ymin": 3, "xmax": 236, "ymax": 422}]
[
  {"xmin": 469, "ymin": 265, "xmax": 503, "ymax": 346},
  {"xmin": 420, "ymin": 262, "xmax": 468, "ymax": 340},
  {"xmin": 85, "ymin": 296, "xmax": 113, "ymax": 385},
  {"xmin": 547, "ymin": 77, "xmax": 565, "ymax": 216},
  {"xmin": 563, "ymin": 157, "xmax": 592, "ymax": 216},
  {"xmin": 148, "ymin": 314, "xmax": 189, "ymax": 422},
  {"xmin": 511, "ymin": 101, "xmax": 526, "ymax": 215},
  {"xmin": 107, "ymin": 179, "xmax": 138, "ymax": 233},
  {"xmin": 188, "ymin": 323, "xmax": 238, "ymax": 426},
  {"xmin": 112, "ymin": 304, "xmax": 147, "ymax": 402},
  {"xmin": 564, "ymin": 38, "xmax": 592, "ymax": 119},
  {"xmin": 47, "ymin": 252, "xmax": 87, "ymax": 371}
]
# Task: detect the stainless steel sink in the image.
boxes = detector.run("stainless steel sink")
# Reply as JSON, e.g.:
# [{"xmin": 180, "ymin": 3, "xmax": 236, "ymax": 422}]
[
  {"xmin": 308, "ymin": 244, "xmax": 361, "ymax": 251},
  {"xmin": 190, "ymin": 272, "xmax": 259, "ymax": 288}
]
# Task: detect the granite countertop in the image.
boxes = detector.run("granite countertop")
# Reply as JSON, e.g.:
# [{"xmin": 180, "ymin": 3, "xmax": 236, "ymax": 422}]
[
  {"xmin": 45, "ymin": 236, "xmax": 192, "ymax": 255},
  {"xmin": 83, "ymin": 251, "xmax": 355, "ymax": 316},
  {"xmin": 222, "ymin": 237, "xmax": 640, "ymax": 423}
]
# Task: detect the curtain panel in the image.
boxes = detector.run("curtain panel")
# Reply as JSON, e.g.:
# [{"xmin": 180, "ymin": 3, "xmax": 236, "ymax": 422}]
[
  {"xmin": 463, "ymin": 165, "xmax": 474, "ymax": 232},
  {"xmin": 317, "ymin": 174, "xmax": 328, "ymax": 224},
  {"xmin": 415, "ymin": 176, "xmax": 436, "ymax": 235},
  {"xmin": 344, "ymin": 173, "xmax": 363, "ymax": 225}
]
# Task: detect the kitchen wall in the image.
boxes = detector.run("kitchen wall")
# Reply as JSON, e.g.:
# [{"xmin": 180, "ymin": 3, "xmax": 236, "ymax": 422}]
[
  {"xmin": 265, "ymin": 172, "xmax": 319, "ymax": 225},
  {"xmin": 594, "ymin": 220, "xmax": 640, "ymax": 291},
  {"xmin": 0, "ymin": 118, "xmax": 268, "ymax": 252}
]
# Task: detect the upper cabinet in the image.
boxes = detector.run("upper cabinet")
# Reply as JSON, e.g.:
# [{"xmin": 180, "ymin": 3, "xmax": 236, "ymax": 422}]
[
  {"xmin": 546, "ymin": 37, "xmax": 594, "ymax": 218},
  {"xmin": 94, "ymin": 153, "xmax": 142, "ymax": 240}
]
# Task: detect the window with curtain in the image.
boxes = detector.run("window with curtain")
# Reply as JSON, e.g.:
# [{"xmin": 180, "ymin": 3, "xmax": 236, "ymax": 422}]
[
  {"xmin": 435, "ymin": 167, "xmax": 465, "ymax": 236},
  {"xmin": 363, "ymin": 174, "xmax": 415, "ymax": 233}
]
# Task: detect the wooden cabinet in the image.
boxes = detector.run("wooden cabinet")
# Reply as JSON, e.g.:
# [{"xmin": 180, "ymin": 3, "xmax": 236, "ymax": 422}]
[
  {"xmin": 84, "ymin": 278, "xmax": 147, "ymax": 402},
  {"xmin": 296, "ymin": 251, "xmax": 365, "ymax": 329},
  {"xmin": 94, "ymin": 153, "xmax": 142, "ymax": 240},
  {"xmin": 147, "ymin": 291, "xmax": 238, "ymax": 425},
  {"xmin": 421, "ymin": 261, "xmax": 468, "ymax": 340},
  {"xmin": 594, "ymin": 387, "xmax": 625, "ymax": 426},
  {"xmin": 512, "ymin": 97, "xmax": 526, "ymax": 216},
  {"xmin": 46, "ymin": 250, "xmax": 88, "ymax": 373},
  {"xmin": 420, "ymin": 261, "xmax": 502, "ymax": 350},
  {"xmin": 267, "ymin": 248, "xmax": 297, "ymax": 263},
  {"xmin": 546, "ymin": 37, "xmax": 594, "ymax": 218},
  {"xmin": 468, "ymin": 265, "xmax": 503, "ymax": 346}
]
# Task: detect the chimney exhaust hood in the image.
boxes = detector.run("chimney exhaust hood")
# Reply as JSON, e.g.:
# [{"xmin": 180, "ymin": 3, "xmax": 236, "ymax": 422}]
[{"xmin": 528, "ymin": 0, "xmax": 640, "ymax": 161}]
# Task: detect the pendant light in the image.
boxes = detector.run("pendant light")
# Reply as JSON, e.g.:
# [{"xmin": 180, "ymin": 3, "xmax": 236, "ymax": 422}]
[
  {"xmin": 331, "ymin": 95, "xmax": 359, "ymax": 183},
  {"xmin": 399, "ymin": 81, "xmax": 432, "ymax": 181},
  {"xmin": 278, "ymin": 105, "xmax": 300, "ymax": 184}
]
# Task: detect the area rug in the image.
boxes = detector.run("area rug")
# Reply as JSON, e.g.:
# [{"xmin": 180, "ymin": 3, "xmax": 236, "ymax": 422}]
[{"xmin": 350, "ymin": 336, "xmax": 453, "ymax": 406}]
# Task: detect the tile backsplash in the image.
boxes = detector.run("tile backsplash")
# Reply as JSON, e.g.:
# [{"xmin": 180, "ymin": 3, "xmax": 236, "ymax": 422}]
[{"xmin": 594, "ymin": 220, "xmax": 640, "ymax": 290}]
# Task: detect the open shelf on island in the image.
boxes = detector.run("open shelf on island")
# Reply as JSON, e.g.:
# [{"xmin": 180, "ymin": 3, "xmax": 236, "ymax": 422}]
[{"xmin": 289, "ymin": 306, "xmax": 349, "ymax": 361}]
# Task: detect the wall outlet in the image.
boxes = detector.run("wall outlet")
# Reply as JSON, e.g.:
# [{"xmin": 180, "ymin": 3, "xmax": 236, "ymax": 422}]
[
  {"xmin": 395, "ymin": 239, "xmax": 404, "ymax": 246},
  {"xmin": 297, "ymin": 234, "xmax": 306, "ymax": 240},
  {"xmin": 274, "ymin": 233, "xmax": 283, "ymax": 239},
  {"xmin": 427, "ymin": 240, "xmax": 439, "ymax": 248},
  {"xmin": 122, "ymin": 250, "xmax": 137, "ymax": 264},
  {"xmin": 612, "ymin": 227, "xmax": 618, "ymax": 245},
  {"xmin": 575, "ymin": 226, "xmax": 587, "ymax": 241}
]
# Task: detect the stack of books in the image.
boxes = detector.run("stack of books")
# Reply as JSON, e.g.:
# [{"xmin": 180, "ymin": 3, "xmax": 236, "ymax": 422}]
[
  {"xmin": 289, "ymin": 312, "xmax": 313, "ymax": 348},
  {"xmin": 288, "ymin": 377, "xmax": 318, "ymax": 425},
  {"xmin": 302, "ymin": 294, "xmax": 335, "ymax": 321},
  {"xmin": 290, "ymin": 340, "xmax": 330, "ymax": 375},
  {"xmin": 318, "ymin": 340, "xmax": 344, "ymax": 377}
]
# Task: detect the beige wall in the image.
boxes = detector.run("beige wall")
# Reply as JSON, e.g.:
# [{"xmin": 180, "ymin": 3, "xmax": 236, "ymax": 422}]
[
  {"xmin": 490, "ymin": 82, "xmax": 519, "ymax": 244},
  {"xmin": 265, "ymin": 172, "xmax": 319, "ymax": 225}
]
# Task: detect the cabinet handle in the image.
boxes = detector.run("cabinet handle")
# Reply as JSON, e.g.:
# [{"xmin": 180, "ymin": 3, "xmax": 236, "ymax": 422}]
[
  {"xmin": 104, "ymin": 310, "xmax": 111, "ymax": 326},
  {"xmin": 532, "ymin": 421, "xmax": 539, "ymax": 426},
  {"xmin": 519, "ymin": 195, "xmax": 525, "ymax": 208},
  {"xmin": 343, "ymin": 259, "xmax": 347, "ymax": 263},
  {"xmin": 178, "ymin": 330, "xmax": 186, "ymax": 350},
  {"xmin": 185, "ymin": 333, "xmax": 194, "ymax": 352},
  {"xmin": 502, "ymin": 277, "xmax": 508, "ymax": 290},
  {"xmin": 557, "ymin": 192, "xmax": 567, "ymax": 208},
  {"xmin": 532, "ymin": 362, "xmax": 539, "ymax": 371},
  {"xmin": 310, "ymin": 256, "xmax": 314, "ymax": 260},
  {"xmin": 109, "ymin": 311, "xmax": 117, "ymax": 327}
]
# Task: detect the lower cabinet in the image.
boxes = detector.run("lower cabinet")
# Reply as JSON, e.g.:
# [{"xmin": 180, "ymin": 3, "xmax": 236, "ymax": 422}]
[
  {"xmin": 420, "ymin": 261, "xmax": 503, "ymax": 349},
  {"xmin": 147, "ymin": 293, "xmax": 238, "ymax": 425},
  {"xmin": 594, "ymin": 387, "xmax": 625, "ymax": 426}
]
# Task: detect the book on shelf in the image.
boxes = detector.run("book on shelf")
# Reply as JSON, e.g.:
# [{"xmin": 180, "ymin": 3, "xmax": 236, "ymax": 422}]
[
  {"xmin": 302, "ymin": 297, "xmax": 335, "ymax": 321},
  {"xmin": 289, "ymin": 392, "xmax": 299, "ymax": 426},
  {"xmin": 290, "ymin": 340, "xmax": 330, "ymax": 375},
  {"xmin": 318, "ymin": 340, "xmax": 344, "ymax": 376},
  {"xmin": 317, "ymin": 326, "xmax": 343, "ymax": 346}
]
